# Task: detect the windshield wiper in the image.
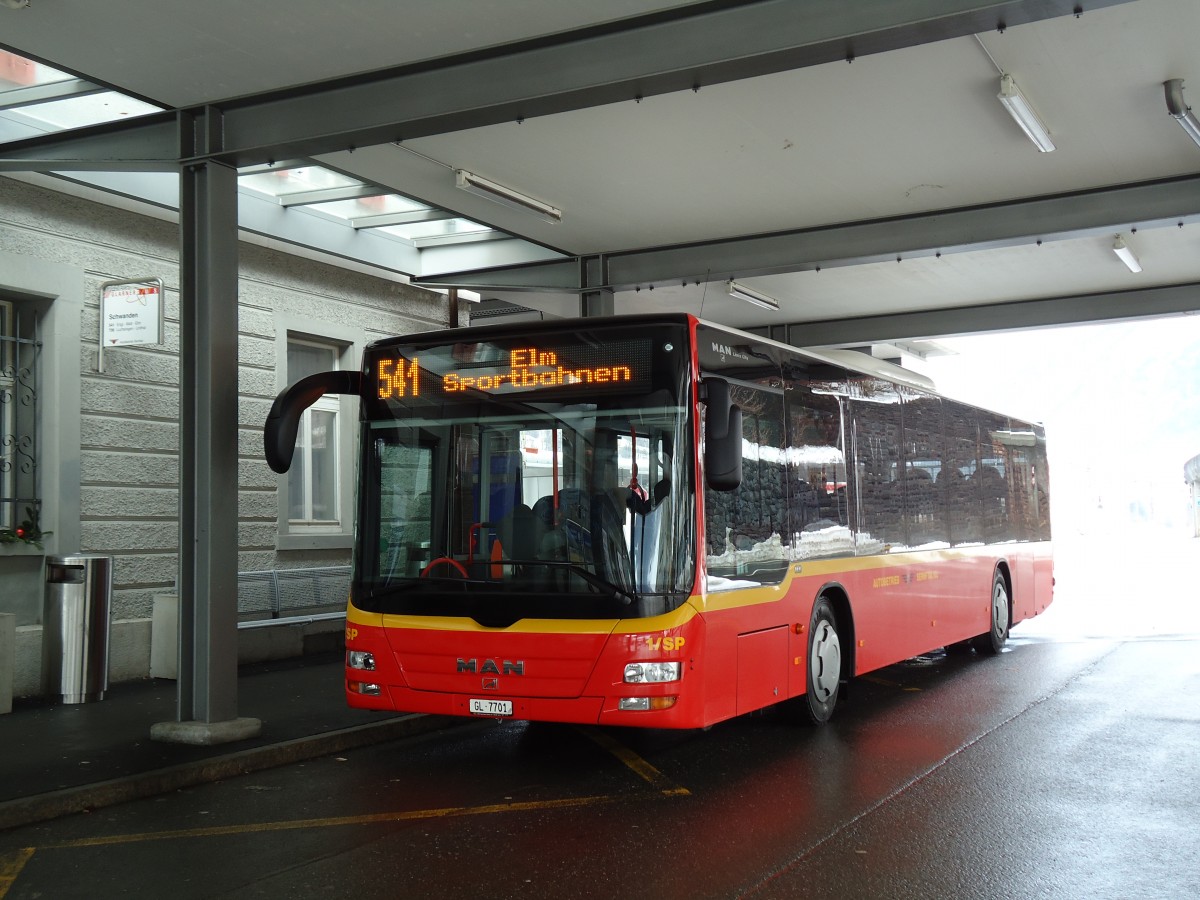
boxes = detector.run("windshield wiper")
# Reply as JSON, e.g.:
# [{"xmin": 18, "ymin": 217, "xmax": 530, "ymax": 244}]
[{"xmin": 498, "ymin": 559, "xmax": 636, "ymax": 605}]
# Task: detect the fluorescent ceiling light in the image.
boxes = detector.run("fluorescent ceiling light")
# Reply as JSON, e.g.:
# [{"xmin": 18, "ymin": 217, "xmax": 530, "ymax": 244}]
[
  {"xmin": 726, "ymin": 280, "xmax": 779, "ymax": 311},
  {"xmin": 997, "ymin": 74, "xmax": 1055, "ymax": 152},
  {"xmin": 1164, "ymin": 79, "xmax": 1200, "ymax": 149},
  {"xmin": 454, "ymin": 170, "xmax": 561, "ymax": 224},
  {"xmin": 1112, "ymin": 235, "xmax": 1142, "ymax": 274}
]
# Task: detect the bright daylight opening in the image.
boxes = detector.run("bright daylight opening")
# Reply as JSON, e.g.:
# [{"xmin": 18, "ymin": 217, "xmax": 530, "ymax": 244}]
[{"xmin": 923, "ymin": 315, "xmax": 1200, "ymax": 640}]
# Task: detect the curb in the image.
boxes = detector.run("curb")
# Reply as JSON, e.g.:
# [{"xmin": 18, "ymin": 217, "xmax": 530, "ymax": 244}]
[{"xmin": 0, "ymin": 713, "xmax": 460, "ymax": 832}]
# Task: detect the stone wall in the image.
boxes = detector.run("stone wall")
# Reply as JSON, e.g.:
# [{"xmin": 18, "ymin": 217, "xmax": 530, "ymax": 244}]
[{"xmin": 0, "ymin": 175, "xmax": 448, "ymax": 627}]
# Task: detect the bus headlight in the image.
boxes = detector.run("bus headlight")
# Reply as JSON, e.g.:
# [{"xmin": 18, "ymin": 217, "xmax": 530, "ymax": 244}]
[
  {"xmin": 347, "ymin": 650, "xmax": 376, "ymax": 671},
  {"xmin": 624, "ymin": 661, "xmax": 681, "ymax": 683},
  {"xmin": 619, "ymin": 696, "xmax": 678, "ymax": 711}
]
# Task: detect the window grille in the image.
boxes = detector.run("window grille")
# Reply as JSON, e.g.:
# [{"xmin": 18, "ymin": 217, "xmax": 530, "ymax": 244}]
[{"xmin": 0, "ymin": 300, "xmax": 42, "ymax": 537}]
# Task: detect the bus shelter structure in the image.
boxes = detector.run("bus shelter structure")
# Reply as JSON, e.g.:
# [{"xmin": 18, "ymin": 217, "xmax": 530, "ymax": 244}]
[{"xmin": 4, "ymin": 0, "xmax": 1200, "ymax": 743}]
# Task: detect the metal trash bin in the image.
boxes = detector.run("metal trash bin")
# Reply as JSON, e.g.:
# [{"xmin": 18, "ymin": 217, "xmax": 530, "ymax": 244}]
[{"xmin": 42, "ymin": 555, "xmax": 112, "ymax": 703}]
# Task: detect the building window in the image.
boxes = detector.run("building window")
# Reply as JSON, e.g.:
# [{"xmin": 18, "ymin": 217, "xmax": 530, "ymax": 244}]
[
  {"xmin": 286, "ymin": 338, "xmax": 341, "ymax": 529},
  {"xmin": 0, "ymin": 298, "xmax": 42, "ymax": 537}
]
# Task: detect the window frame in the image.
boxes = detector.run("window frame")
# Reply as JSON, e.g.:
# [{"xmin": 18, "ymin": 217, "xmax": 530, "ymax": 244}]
[
  {"xmin": 286, "ymin": 337, "xmax": 341, "ymax": 529},
  {"xmin": 0, "ymin": 299, "xmax": 13, "ymax": 530},
  {"xmin": 273, "ymin": 317, "xmax": 360, "ymax": 551}
]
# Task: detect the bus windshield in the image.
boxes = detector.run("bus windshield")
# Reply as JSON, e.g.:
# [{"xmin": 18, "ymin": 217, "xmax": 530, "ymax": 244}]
[{"xmin": 354, "ymin": 324, "xmax": 695, "ymax": 625}]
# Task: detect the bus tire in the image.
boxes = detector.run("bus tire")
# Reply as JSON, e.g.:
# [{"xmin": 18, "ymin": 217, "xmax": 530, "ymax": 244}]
[
  {"xmin": 971, "ymin": 569, "xmax": 1010, "ymax": 655},
  {"xmin": 803, "ymin": 597, "xmax": 842, "ymax": 725}
]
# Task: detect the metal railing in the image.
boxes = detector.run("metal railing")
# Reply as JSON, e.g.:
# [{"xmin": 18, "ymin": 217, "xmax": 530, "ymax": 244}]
[{"xmin": 234, "ymin": 565, "xmax": 350, "ymax": 629}]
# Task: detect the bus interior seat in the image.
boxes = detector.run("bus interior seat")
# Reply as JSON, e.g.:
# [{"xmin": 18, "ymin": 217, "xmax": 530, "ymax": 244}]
[{"xmin": 495, "ymin": 503, "xmax": 544, "ymax": 563}]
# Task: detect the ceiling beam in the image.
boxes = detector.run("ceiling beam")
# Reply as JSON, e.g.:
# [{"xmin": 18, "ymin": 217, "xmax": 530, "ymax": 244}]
[
  {"xmin": 217, "ymin": 0, "xmax": 1135, "ymax": 166},
  {"xmin": 761, "ymin": 282, "xmax": 1200, "ymax": 347},
  {"xmin": 415, "ymin": 174, "xmax": 1200, "ymax": 291},
  {"xmin": 0, "ymin": 110, "xmax": 178, "ymax": 172},
  {"xmin": 413, "ymin": 229, "xmax": 505, "ymax": 248},
  {"xmin": 1, "ymin": 0, "xmax": 1134, "ymax": 172},
  {"xmin": 0, "ymin": 78, "xmax": 105, "ymax": 112},
  {"xmin": 277, "ymin": 183, "xmax": 384, "ymax": 207},
  {"xmin": 352, "ymin": 207, "xmax": 455, "ymax": 229}
]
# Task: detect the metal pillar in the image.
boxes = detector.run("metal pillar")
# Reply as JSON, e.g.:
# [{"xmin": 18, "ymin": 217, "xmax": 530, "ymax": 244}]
[
  {"xmin": 581, "ymin": 289, "xmax": 614, "ymax": 317},
  {"xmin": 152, "ymin": 156, "xmax": 260, "ymax": 744},
  {"xmin": 580, "ymin": 257, "xmax": 613, "ymax": 317}
]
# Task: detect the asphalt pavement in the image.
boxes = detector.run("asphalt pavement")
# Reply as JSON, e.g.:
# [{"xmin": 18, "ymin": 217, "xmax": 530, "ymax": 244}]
[{"xmin": 0, "ymin": 652, "xmax": 458, "ymax": 831}]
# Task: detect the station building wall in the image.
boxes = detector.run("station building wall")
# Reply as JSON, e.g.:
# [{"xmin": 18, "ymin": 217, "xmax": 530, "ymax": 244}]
[{"xmin": 0, "ymin": 175, "xmax": 450, "ymax": 695}]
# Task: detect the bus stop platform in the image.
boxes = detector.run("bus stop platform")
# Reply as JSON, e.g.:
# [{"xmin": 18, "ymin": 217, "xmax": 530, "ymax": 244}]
[{"xmin": 0, "ymin": 653, "xmax": 457, "ymax": 831}]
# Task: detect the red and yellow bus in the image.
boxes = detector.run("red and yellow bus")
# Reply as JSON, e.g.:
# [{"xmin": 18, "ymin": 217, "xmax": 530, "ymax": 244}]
[{"xmin": 265, "ymin": 314, "xmax": 1052, "ymax": 727}]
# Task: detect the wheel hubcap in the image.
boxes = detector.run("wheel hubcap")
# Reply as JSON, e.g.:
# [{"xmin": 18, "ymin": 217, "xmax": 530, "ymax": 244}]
[
  {"xmin": 992, "ymin": 581, "xmax": 1008, "ymax": 638},
  {"xmin": 811, "ymin": 621, "xmax": 841, "ymax": 701}
]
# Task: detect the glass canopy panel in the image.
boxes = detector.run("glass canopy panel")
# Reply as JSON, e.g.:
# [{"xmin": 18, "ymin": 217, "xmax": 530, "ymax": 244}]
[
  {"xmin": 317, "ymin": 195, "xmax": 429, "ymax": 220},
  {"xmin": 7, "ymin": 90, "xmax": 162, "ymax": 130},
  {"xmin": 238, "ymin": 166, "xmax": 363, "ymax": 199},
  {"xmin": 0, "ymin": 50, "xmax": 161, "ymax": 130},
  {"xmin": 0, "ymin": 51, "xmax": 74, "ymax": 91},
  {"xmin": 380, "ymin": 218, "xmax": 490, "ymax": 240}
]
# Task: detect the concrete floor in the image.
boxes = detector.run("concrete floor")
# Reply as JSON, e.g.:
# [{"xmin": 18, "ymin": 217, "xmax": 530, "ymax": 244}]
[
  {"xmin": 1, "ymin": 629, "xmax": 1195, "ymax": 899},
  {"xmin": 1, "ymin": 531, "xmax": 1196, "ymax": 898}
]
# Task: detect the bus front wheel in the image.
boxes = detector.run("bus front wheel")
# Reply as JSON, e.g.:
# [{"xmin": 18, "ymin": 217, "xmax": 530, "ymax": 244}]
[
  {"xmin": 971, "ymin": 569, "xmax": 1010, "ymax": 655},
  {"xmin": 803, "ymin": 597, "xmax": 842, "ymax": 725}
]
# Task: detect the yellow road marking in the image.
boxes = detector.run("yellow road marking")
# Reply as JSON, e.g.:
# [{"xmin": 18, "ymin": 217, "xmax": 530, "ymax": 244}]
[
  {"xmin": 0, "ymin": 848, "xmax": 35, "ymax": 899},
  {"xmin": 48, "ymin": 796, "xmax": 610, "ymax": 851},
  {"xmin": 579, "ymin": 728, "xmax": 691, "ymax": 797},
  {"xmin": 3, "ymin": 735, "xmax": 692, "ymax": 894},
  {"xmin": 3, "ymin": 756, "xmax": 691, "ymax": 892}
]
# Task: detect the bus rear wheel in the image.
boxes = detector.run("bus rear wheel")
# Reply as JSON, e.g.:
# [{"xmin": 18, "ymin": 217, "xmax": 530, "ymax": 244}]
[
  {"xmin": 971, "ymin": 570, "xmax": 1010, "ymax": 655},
  {"xmin": 802, "ymin": 597, "xmax": 842, "ymax": 725}
]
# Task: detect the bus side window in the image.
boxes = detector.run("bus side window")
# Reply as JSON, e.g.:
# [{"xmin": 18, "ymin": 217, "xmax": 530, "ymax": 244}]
[
  {"xmin": 785, "ymin": 384, "xmax": 849, "ymax": 537},
  {"xmin": 849, "ymin": 392, "xmax": 904, "ymax": 551},
  {"xmin": 902, "ymin": 392, "xmax": 947, "ymax": 547},
  {"xmin": 704, "ymin": 385, "xmax": 788, "ymax": 584},
  {"xmin": 943, "ymin": 400, "xmax": 983, "ymax": 545}
]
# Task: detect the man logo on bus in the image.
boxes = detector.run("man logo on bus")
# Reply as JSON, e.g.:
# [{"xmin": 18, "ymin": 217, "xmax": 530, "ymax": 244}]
[
  {"xmin": 457, "ymin": 658, "xmax": 525, "ymax": 676},
  {"xmin": 712, "ymin": 342, "xmax": 751, "ymax": 362}
]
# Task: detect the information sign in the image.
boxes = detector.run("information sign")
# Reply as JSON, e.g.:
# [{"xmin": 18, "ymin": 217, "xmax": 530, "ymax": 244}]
[{"xmin": 98, "ymin": 278, "xmax": 164, "ymax": 373}]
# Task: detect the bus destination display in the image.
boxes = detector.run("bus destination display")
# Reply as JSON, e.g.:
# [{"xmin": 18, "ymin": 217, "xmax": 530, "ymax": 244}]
[{"xmin": 375, "ymin": 338, "xmax": 651, "ymax": 400}]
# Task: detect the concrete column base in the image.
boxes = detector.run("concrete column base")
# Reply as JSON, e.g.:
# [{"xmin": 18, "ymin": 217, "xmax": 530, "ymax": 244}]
[{"xmin": 150, "ymin": 716, "xmax": 262, "ymax": 746}]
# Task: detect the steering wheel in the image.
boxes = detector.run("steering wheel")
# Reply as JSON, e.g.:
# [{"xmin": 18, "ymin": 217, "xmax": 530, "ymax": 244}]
[{"xmin": 420, "ymin": 557, "xmax": 469, "ymax": 578}]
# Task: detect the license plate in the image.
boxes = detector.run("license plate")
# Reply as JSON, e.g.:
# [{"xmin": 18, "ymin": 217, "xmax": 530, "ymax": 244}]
[{"xmin": 469, "ymin": 698, "xmax": 513, "ymax": 716}]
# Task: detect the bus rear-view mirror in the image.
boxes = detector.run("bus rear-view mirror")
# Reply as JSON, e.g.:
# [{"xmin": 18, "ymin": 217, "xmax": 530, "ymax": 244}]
[{"xmin": 701, "ymin": 376, "xmax": 742, "ymax": 492}]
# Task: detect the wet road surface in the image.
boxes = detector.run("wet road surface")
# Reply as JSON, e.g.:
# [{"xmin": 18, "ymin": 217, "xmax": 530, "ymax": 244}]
[{"xmin": 2, "ymin": 628, "xmax": 1196, "ymax": 899}]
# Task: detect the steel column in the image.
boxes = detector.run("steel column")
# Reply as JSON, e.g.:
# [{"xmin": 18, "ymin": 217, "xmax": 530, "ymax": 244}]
[
  {"xmin": 581, "ymin": 290, "xmax": 614, "ymax": 317},
  {"xmin": 580, "ymin": 256, "xmax": 613, "ymax": 317},
  {"xmin": 152, "ymin": 157, "xmax": 260, "ymax": 744}
]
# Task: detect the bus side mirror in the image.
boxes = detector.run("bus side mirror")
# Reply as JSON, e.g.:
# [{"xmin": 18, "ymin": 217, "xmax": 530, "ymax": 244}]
[
  {"xmin": 264, "ymin": 370, "xmax": 361, "ymax": 474},
  {"xmin": 701, "ymin": 376, "xmax": 742, "ymax": 492}
]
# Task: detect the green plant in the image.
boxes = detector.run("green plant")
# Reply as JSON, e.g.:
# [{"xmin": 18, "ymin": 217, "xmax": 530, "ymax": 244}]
[{"xmin": 0, "ymin": 505, "xmax": 51, "ymax": 548}]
